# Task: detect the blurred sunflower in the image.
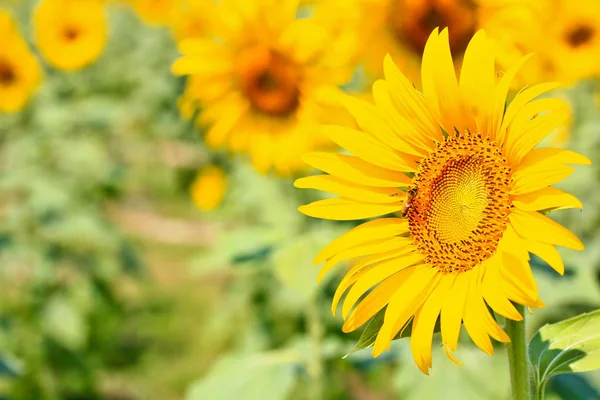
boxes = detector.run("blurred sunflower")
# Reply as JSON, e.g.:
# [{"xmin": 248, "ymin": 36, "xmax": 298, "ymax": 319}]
[
  {"xmin": 33, "ymin": 0, "xmax": 108, "ymax": 71},
  {"xmin": 130, "ymin": 0, "xmax": 177, "ymax": 26},
  {"xmin": 543, "ymin": 0, "xmax": 600, "ymax": 83},
  {"xmin": 170, "ymin": 0, "xmax": 208, "ymax": 41},
  {"xmin": 190, "ymin": 165, "xmax": 228, "ymax": 211},
  {"xmin": 296, "ymin": 29, "xmax": 589, "ymax": 374},
  {"xmin": 0, "ymin": 11, "xmax": 42, "ymax": 113},
  {"xmin": 316, "ymin": 0, "xmax": 481, "ymax": 80},
  {"xmin": 482, "ymin": 0, "xmax": 600, "ymax": 84},
  {"xmin": 172, "ymin": 0, "xmax": 353, "ymax": 175}
]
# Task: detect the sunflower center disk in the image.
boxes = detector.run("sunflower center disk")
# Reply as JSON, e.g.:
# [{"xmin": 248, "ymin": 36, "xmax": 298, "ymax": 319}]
[
  {"xmin": 408, "ymin": 132, "xmax": 512, "ymax": 273},
  {"xmin": 236, "ymin": 46, "xmax": 301, "ymax": 117},
  {"xmin": 565, "ymin": 24, "xmax": 595, "ymax": 48},
  {"xmin": 0, "ymin": 60, "xmax": 16, "ymax": 86},
  {"xmin": 387, "ymin": 0, "xmax": 476, "ymax": 56}
]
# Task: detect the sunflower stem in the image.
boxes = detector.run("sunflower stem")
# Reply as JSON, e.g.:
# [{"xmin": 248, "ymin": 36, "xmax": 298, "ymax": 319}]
[
  {"xmin": 307, "ymin": 298, "xmax": 324, "ymax": 400},
  {"xmin": 506, "ymin": 305, "xmax": 533, "ymax": 400}
]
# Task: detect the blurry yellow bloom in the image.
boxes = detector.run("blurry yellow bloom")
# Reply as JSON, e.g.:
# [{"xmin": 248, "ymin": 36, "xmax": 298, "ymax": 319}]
[
  {"xmin": 130, "ymin": 0, "xmax": 177, "ymax": 26},
  {"xmin": 0, "ymin": 11, "xmax": 42, "ymax": 113},
  {"xmin": 297, "ymin": 29, "xmax": 588, "ymax": 374},
  {"xmin": 190, "ymin": 165, "xmax": 227, "ymax": 211},
  {"xmin": 316, "ymin": 0, "xmax": 482, "ymax": 81},
  {"xmin": 33, "ymin": 0, "xmax": 108, "ymax": 71},
  {"xmin": 170, "ymin": 0, "xmax": 208, "ymax": 41},
  {"xmin": 172, "ymin": 0, "xmax": 355, "ymax": 176},
  {"xmin": 483, "ymin": 0, "xmax": 600, "ymax": 84}
]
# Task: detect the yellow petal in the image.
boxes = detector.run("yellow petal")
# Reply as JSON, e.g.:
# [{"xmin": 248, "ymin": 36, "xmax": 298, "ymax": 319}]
[
  {"xmin": 322, "ymin": 125, "xmax": 417, "ymax": 172},
  {"xmin": 302, "ymin": 152, "xmax": 412, "ymax": 187},
  {"xmin": 505, "ymin": 99, "xmax": 570, "ymax": 164},
  {"xmin": 294, "ymin": 175, "xmax": 405, "ymax": 204},
  {"xmin": 441, "ymin": 271, "xmax": 470, "ymax": 353},
  {"xmin": 517, "ymin": 148, "xmax": 591, "ymax": 171},
  {"xmin": 522, "ymin": 239, "xmax": 565, "ymax": 275},
  {"xmin": 499, "ymin": 81, "xmax": 561, "ymax": 142},
  {"xmin": 410, "ymin": 274, "xmax": 454, "ymax": 374},
  {"xmin": 342, "ymin": 253, "xmax": 424, "ymax": 319},
  {"xmin": 500, "ymin": 251, "xmax": 538, "ymax": 304},
  {"xmin": 342, "ymin": 268, "xmax": 414, "ymax": 332},
  {"xmin": 373, "ymin": 266, "xmax": 439, "ymax": 357},
  {"xmin": 372, "ymin": 79, "xmax": 435, "ymax": 154},
  {"xmin": 511, "ymin": 165, "xmax": 575, "ymax": 196},
  {"xmin": 463, "ymin": 273, "xmax": 493, "ymax": 355},
  {"xmin": 509, "ymin": 208, "xmax": 584, "ymax": 250},
  {"xmin": 492, "ymin": 55, "xmax": 535, "ymax": 142},
  {"xmin": 460, "ymin": 30, "xmax": 495, "ymax": 134},
  {"xmin": 513, "ymin": 186, "xmax": 583, "ymax": 212},
  {"xmin": 298, "ymin": 198, "xmax": 405, "ymax": 221},
  {"xmin": 422, "ymin": 28, "xmax": 472, "ymax": 134},
  {"xmin": 382, "ymin": 55, "xmax": 441, "ymax": 142},
  {"xmin": 318, "ymin": 236, "xmax": 412, "ymax": 282},
  {"xmin": 482, "ymin": 257, "xmax": 524, "ymax": 321},
  {"xmin": 341, "ymin": 95, "xmax": 423, "ymax": 156},
  {"xmin": 332, "ymin": 246, "xmax": 417, "ymax": 314},
  {"xmin": 313, "ymin": 218, "xmax": 408, "ymax": 264},
  {"xmin": 171, "ymin": 56, "xmax": 232, "ymax": 77}
]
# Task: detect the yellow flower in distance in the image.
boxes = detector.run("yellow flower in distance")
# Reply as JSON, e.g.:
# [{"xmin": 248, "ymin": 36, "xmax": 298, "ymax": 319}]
[
  {"xmin": 296, "ymin": 29, "xmax": 589, "ymax": 374},
  {"xmin": 481, "ymin": 0, "xmax": 600, "ymax": 85},
  {"xmin": 191, "ymin": 165, "xmax": 227, "ymax": 212},
  {"xmin": 544, "ymin": 0, "xmax": 600, "ymax": 83},
  {"xmin": 170, "ymin": 0, "xmax": 208, "ymax": 41},
  {"xmin": 33, "ymin": 0, "xmax": 108, "ymax": 71},
  {"xmin": 130, "ymin": 0, "xmax": 177, "ymax": 26},
  {"xmin": 316, "ymin": 0, "xmax": 480, "ymax": 81},
  {"xmin": 172, "ymin": 0, "xmax": 353, "ymax": 176},
  {"xmin": 0, "ymin": 11, "xmax": 43, "ymax": 113}
]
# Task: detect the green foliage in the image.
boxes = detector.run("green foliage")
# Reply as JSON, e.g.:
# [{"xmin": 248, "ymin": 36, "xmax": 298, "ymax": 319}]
[
  {"xmin": 530, "ymin": 310, "xmax": 600, "ymax": 399},
  {"xmin": 186, "ymin": 352, "xmax": 297, "ymax": 400}
]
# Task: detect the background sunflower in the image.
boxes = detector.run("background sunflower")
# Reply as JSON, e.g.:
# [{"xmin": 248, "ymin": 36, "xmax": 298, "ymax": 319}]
[{"xmin": 1, "ymin": 0, "xmax": 600, "ymax": 399}]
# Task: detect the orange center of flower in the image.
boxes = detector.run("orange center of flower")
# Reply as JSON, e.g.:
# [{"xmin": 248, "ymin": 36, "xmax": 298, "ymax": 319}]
[
  {"xmin": 236, "ymin": 46, "xmax": 301, "ymax": 117},
  {"xmin": 0, "ymin": 59, "xmax": 16, "ymax": 86},
  {"xmin": 387, "ymin": 0, "xmax": 476, "ymax": 56},
  {"xmin": 408, "ymin": 132, "xmax": 512, "ymax": 273},
  {"xmin": 565, "ymin": 24, "xmax": 595, "ymax": 48},
  {"xmin": 63, "ymin": 26, "xmax": 81, "ymax": 42}
]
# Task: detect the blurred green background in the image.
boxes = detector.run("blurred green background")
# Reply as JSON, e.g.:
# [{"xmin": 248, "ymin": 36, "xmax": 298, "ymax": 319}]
[{"xmin": 2, "ymin": 1, "xmax": 600, "ymax": 399}]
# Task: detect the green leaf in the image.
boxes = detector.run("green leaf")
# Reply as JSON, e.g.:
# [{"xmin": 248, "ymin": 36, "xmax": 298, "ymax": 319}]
[
  {"xmin": 547, "ymin": 374, "xmax": 600, "ymax": 400},
  {"xmin": 185, "ymin": 353, "xmax": 296, "ymax": 400},
  {"xmin": 529, "ymin": 309, "xmax": 600, "ymax": 395},
  {"xmin": 344, "ymin": 307, "xmax": 440, "ymax": 357}
]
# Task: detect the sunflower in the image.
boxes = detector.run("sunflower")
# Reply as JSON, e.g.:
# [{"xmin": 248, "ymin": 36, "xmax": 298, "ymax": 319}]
[
  {"xmin": 482, "ymin": 0, "xmax": 600, "ymax": 84},
  {"xmin": 315, "ymin": 0, "xmax": 481, "ymax": 81},
  {"xmin": 172, "ymin": 0, "xmax": 353, "ymax": 176},
  {"xmin": 190, "ymin": 165, "xmax": 227, "ymax": 211},
  {"xmin": 0, "ymin": 11, "xmax": 42, "ymax": 113},
  {"xmin": 542, "ymin": 0, "xmax": 600, "ymax": 83},
  {"xmin": 33, "ymin": 0, "xmax": 108, "ymax": 71},
  {"xmin": 170, "ymin": 0, "xmax": 208, "ymax": 41},
  {"xmin": 130, "ymin": 0, "xmax": 178, "ymax": 26},
  {"xmin": 296, "ymin": 29, "xmax": 589, "ymax": 374}
]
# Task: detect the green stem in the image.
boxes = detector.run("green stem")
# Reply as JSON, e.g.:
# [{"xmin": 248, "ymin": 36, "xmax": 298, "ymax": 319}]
[
  {"xmin": 307, "ymin": 299, "xmax": 324, "ymax": 400},
  {"xmin": 506, "ymin": 304, "xmax": 532, "ymax": 400}
]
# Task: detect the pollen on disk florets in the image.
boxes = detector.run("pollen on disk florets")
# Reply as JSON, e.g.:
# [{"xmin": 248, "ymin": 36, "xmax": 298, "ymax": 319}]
[{"xmin": 408, "ymin": 131, "xmax": 512, "ymax": 273}]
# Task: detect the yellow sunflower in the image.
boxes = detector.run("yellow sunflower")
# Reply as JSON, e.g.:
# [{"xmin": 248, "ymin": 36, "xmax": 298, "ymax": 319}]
[
  {"xmin": 171, "ymin": 0, "xmax": 354, "ymax": 176},
  {"xmin": 296, "ymin": 29, "xmax": 589, "ymax": 374},
  {"xmin": 33, "ymin": 0, "xmax": 108, "ymax": 71},
  {"xmin": 170, "ymin": 0, "xmax": 208, "ymax": 41},
  {"xmin": 130, "ymin": 0, "xmax": 177, "ymax": 26},
  {"xmin": 482, "ymin": 0, "xmax": 600, "ymax": 84},
  {"xmin": 0, "ymin": 11, "xmax": 43, "ymax": 113},
  {"xmin": 190, "ymin": 165, "xmax": 227, "ymax": 211}
]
